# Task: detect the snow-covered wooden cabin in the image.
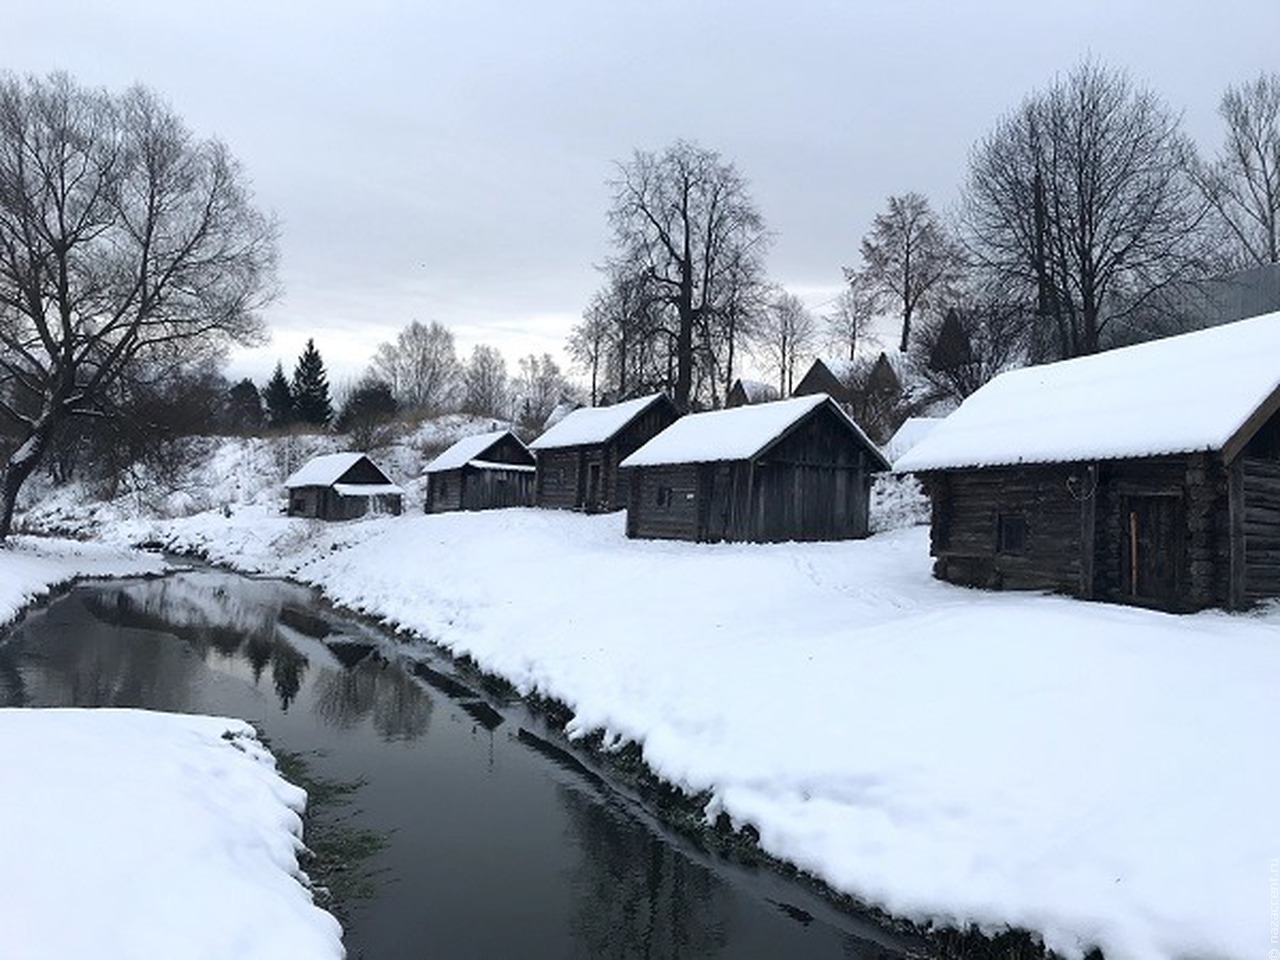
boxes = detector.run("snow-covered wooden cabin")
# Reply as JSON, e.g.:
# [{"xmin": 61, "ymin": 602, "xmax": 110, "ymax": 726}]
[
  {"xmin": 529, "ymin": 393, "xmax": 679, "ymax": 513},
  {"xmin": 620, "ymin": 394, "xmax": 889, "ymax": 543},
  {"xmin": 285, "ymin": 453, "xmax": 403, "ymax": 520},
  {"xmin": 895, "ymin": 311, "xmax": 1280, "ymax": 611},
  {"xmin": 725, "ymin": 378, "xmax": 780, "ymax": 408},
  {"xmin": 423, "ymin": 430, "xmax": 535, "ymax": 513}
]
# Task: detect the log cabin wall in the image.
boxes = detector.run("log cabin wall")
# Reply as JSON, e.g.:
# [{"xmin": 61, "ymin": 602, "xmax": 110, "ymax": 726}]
[
  {"xmin": 928, "ymin": 464, "xmax": 1084, "ymax": 593},
  {"xmin": 626, "ymin": 464, "xmax": 701, "ymax": 539},
  {"xmin": 425, "ymin": 469, "xmax": 465, "ymax": 513},
  {"xmin": 534, "ymin": 448, "xmax": 583, "ymax": 510},
  {"xmin": 460, "ymin": 467, "xmax": 534, "ymax": 510},
  {"xmin": 1242, "ymin": 457, "xmax": 1280, "ymax": 602}
]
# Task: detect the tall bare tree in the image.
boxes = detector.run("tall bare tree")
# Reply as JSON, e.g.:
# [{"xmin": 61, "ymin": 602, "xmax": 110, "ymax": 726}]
[
  {"xmin": 825, "ymin": 273, "xmax": 878, "ymax": 361},
  {"xmin": 605, "ymin": 140, "xmax": 769, "ymax": 410},
  {"xmin": 751, "ymin": 291, "xmax": 817, "ymax": 396},
  {"xmin": 850, "ymin": 193, "xmax": 963, "ymax": 353},
  {"xmin": 460, "ymin": 343, "xmax": 508, "ymax": 418},
  {"xmin": 369, "ymin": 319, "xmax": 460, "ymax": 413},
  {"xmin": 0, "ymin": 73, "xmax": 277, "ymax": 540},
  {"xmin": 963, "ymin": 61, "xmax": 1208, "ymax": 359},
  {"xmin": 1195, "ymin": 72, "xmax": 1280, "ymax": 266}
]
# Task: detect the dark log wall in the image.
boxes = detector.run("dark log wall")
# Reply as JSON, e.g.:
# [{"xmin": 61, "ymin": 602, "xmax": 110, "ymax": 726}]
[
  {"xmin": 928, "ymin": 455, "xmax": 1235, "ymax": 610},
  {"xmin": 460, "ymin": 467, "xmax": 534, "ymax": 511},
  {"xmin": 1243, "ymin": 457, "xmax": 1280, "ymax": 602},
  {"xmin": 336, "ymin": 458, "xmax": 389, "ymax": 485},
  {"xmin": 425, "ymin": 469, "xmax": 465, "ymax": 513},
  {"xmin": 929, "ymin": 464, "xmax": 1084, "ymax": 593},
  {"xmin": 483, "ymin": 434, "xmax": 536, "ymax": 467},
  {"xmin": 626, "ymin": 464, "xmax": 701, "ymax": 539},
  {"xmin": 289, "ymin": 485, "xmax": 401, "ymax": 520},
  {"xmin": 534, "ymin": 449, "xmax": 583, "ymax": 510}
]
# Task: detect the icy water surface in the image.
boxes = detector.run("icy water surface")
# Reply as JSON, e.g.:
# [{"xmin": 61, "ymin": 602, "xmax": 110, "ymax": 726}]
[{"xmin": 0, "ymin": 569, "xmax": 918, "ymax": 960}]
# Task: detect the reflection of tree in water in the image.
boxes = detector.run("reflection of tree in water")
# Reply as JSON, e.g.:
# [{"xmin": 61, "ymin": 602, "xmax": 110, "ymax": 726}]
[
  {"xmin": 243, "ymin": 632, "xmax": 273, "ymax": 682},
  {"xmin": 270, "ymin": 642, "xmax": 308, "ymax": 711},
  {"xmin": 313, "ymin": 656, "xmax": 433, "ymax": 741},
  {"xmin": 559, "ymin": 784, "xmax": 728, "ymax": 958}
]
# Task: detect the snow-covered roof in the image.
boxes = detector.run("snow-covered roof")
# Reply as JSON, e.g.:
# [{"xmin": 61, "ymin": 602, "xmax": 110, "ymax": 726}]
[
  {"xmin": 529, "ymin": 394, "xmax": 668, "ymax": 450},
  {"xmin": 332, "ymin": 482, "xmax": 403, "ymax": 497},
  {"xmin": 621, "ymin": 394, "xmax": 888, "ymax": 468},
  {"xmin": 423, "ymin": 431, "xmax": 519, "ymax": 474},
  {"xmin": 284, "ymin": 453, "xmax": 367, "ymax": 488},
  {"xmin": 883, "ymin": 417, "xmax": 943, "ymax": 467},
  {"xmin": 895, "ymin": 311, "xmax": 1280, "ymax": 472}
]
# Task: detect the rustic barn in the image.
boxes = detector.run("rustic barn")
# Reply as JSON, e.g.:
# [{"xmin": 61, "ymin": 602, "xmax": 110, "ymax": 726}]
[
  {"xmin": 620, "ymin": 394, "xmax": 890, "ymax": 543},
  {"xmin": 895, "ymin": 311, "xmax": 1280, "ymax": 611},
  {"xmin": 725, "ymin": 378, "xmax": 780, "ymax": 408},
  {"xmin": 423, "ymin": 430, "xmax": 535, "ymax": 513},
  {"xmin": 285, "ymin": 452, "xmax": 403, "ymax": 520},
  {"xmin": 530, "ymin": 393, "xmax": 680, "ymax": 513}
]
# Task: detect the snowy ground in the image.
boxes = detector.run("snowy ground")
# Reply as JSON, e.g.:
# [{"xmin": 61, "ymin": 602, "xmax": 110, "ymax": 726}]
[
  {"xmin": 0, "ymin": 709, "xmax": 343, "ymax": 960},
  {"xmin": 8, "ymin": 434, "xmax": 1277, "ymax": 960}
]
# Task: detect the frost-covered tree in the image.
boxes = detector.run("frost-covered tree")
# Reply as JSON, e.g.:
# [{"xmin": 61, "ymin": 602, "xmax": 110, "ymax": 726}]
[
  {"xmin": 0, "ymin": 72, "xmax": 277, "ymax": 541},
  {"xmin": 291, "ymin": 339, "xmax": 332, "ymax": 427}
]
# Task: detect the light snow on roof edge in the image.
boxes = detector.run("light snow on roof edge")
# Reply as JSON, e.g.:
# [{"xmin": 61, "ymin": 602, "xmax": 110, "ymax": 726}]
[{"xmin": 529, "ymin": 394, "xmax": 666, "ymax": 450}]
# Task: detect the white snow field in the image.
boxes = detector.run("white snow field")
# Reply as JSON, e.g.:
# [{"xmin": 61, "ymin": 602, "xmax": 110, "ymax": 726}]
[
  {"xmin": 0, "ymin": 539, "xmax": 342, "ymax": 960},
  {"xmin": 125, "ymin": 502, "xmax": 1276, "ymax": 960}
]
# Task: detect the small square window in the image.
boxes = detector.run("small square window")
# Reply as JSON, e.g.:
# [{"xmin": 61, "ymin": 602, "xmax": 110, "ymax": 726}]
[{"xmin": 997, "ymin": 514, "xmax": 1027, "ymax": 554}]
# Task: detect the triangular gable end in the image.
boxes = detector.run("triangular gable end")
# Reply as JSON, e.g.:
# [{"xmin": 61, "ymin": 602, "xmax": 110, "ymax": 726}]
[
  {"xmin": 754, "ymin": 395, "xmax": 891, "ymax": 470},
  {"xmin": 1222, "ymin": 382, "xmax": 1280, "ymax": 465}
]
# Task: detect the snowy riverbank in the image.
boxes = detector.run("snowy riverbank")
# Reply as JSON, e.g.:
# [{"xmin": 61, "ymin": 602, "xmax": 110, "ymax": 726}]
[
  {"xmin": 102, "ymin": 502, "xmax": 1274, "ymax": 960},
  {"xmin": 0, "ymin": 538, "xmax": 343, "ymax": 960}
]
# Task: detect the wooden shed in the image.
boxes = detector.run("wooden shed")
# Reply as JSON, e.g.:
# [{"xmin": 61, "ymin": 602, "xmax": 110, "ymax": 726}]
[
  {"xmin": 285, "ymin": 452, "xmax": 403, "ymax": 520},
  {"xmin": 530, "ymin": 393, "xmax": 680, "ymax": 513},
  {"xmin": 423, "ymin": 430, "xmax": 535, "ymax": 513},
  {"xmin": 620, "ymin": 394, "xmax": 890, "ymax": 543},
  {"xmin": 895, "ymin": 311, "xmax": 1280, "ymax": 611}
]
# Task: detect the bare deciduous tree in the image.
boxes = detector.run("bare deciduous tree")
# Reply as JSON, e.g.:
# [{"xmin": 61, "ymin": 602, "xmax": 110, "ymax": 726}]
[
  {"xmin": 1195, "ymin": 72, "xmax": 1280, "ymax": 266},
  {"xmin": 963, "ymin": 60, "xmax": 1208, "ymax": 360},
  {"xmin": 850, "ymin": 192, "xmax": 963, "ymax": 354},
  {"xmin": 907, "ymin": 296, "xmax": 1032, "ymax": 406},
  {"xmin": 460, "ymin": 343, "xmax": 508, "ymax": 419},
  {"xmin": 369, "ymin": 320, "xmax": 460, "ymax": 413},
  {"xmin": 512, "ymin": 353, "xmax": 570, "ymax": 434},
  {"xmin": 751, "ymin": 291, "xmax": 817, "ymax": 396},
  {"xmin": 0, "ymin": 73, "xmax": 278, "ymax": 540},
  {"xmin": 825, "ymin": 273, "xmax": 878, "ymax": 361},
  {"xmin": 606, "ymin": 140, "xmax": 769, "ymax": 410}
]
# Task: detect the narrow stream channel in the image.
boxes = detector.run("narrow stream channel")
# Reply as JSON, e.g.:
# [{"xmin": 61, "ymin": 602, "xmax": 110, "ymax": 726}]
[{"xmin": 0, "ymin": 568, "xmax": 920, "ymax": 959}]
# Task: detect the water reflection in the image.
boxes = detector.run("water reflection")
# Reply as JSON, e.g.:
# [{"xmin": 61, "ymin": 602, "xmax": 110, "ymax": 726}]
[{"xmin": 0, "ymin": 571, "xmax": 919, "ymax": 960}]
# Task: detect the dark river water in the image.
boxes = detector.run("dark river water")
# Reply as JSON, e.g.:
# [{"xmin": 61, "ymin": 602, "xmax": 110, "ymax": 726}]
[{"xmin": 0, "ymin": 569, "xmax": 919, "ymax": 960}]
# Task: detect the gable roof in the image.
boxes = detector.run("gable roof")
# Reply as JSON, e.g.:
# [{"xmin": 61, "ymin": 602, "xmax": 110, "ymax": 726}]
[
  {"xmin": 423, "ymin": 430, "xmax": 528, "ymax": 474},
  {"xmin": 620, "ymin": 394, "xmax": 890, "ymax": 469},
  {"xmin": 528, "ymin": 393, "xmax": 670, "ymax": 450},
  {"xmin": 730, "ymin": 378, "xmax": 780, "ymax": 404},
  {"xmin": 895, "ymin": 310, "xmax": 1280, "ymax": 473},
  {"xmin": 285, "ymin": 452, "xmax": 396, "ymax": 489}
]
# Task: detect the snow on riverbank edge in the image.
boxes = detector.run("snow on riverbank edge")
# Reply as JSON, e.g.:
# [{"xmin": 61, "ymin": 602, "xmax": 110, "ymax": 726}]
[
  {"xmin": 0, "ymin": 539, "xmax": 343, "ymax": 960},
  {"xmin": 0, "ymin": 709, "xmax": 344, "ymax": 960},
  {"xmin": 135, "ymin": 503, "xmax": 1277, "ymax": 960}
]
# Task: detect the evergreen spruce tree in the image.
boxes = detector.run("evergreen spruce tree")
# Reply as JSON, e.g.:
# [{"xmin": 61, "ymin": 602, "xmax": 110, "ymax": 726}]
[
  {"xmin": 226, "ymin": 378, "xmax": 265, "ymax": 433},
  {"xmin": 291, "ymin": 339, "xmax": 333, "ymax": 426},
  {"xmin": 263, "ymin": 361, "xmax": 295, "ymax": 429}
]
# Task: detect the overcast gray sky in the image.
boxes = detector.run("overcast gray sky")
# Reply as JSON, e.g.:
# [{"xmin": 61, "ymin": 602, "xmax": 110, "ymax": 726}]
[{"xmin": 3, "ymin": 1, "xmax": 1278, "ymax": 386}]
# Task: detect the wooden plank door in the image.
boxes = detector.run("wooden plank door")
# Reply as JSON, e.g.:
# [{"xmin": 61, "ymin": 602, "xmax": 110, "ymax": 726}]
[{"xmin": 1122, "ymin": 495, "xmax": 1183, "ymax": 605}]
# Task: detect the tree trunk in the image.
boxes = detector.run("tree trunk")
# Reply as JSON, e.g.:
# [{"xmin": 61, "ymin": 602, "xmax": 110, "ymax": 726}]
[{"xmin": 0, "ymin": 423, "xmax": 53, "ymax": 542}]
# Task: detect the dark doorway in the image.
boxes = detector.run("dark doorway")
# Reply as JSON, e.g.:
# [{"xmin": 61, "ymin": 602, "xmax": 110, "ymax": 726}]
[
  {"xmin": 586, "ymin": 461, "xmax": 602, "ymax": 511},
  {"xmin": 1122, "ymin": 495, "xmax": 1184, "ymax": 606}
]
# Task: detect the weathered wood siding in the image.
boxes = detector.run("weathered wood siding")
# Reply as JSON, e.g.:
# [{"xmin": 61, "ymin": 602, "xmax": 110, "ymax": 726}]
[
  {"xmin": 424, "ymin": 469, "xmax": 465, "ymax": 513},
  {"xmin": 535, "ymin": 448, "xmax": 583, "ymax": 510},
  {"xmin": 535, "ymin": 398, "xmax": 679, "ymax": 513},
  {"xmin": 1243, "ymin": 457, "xmax": 1280, "ymax": 601},
  {"xmin": 627, "ymin": 406, "xmax": 878, "ymax": 543},
  {"xmin": 460, "ymin": 467, "xmax": 534, "ymax": 511},
  {"xmin": 626, "ymin": 464, "xmax": 701, "ymax": 539},
  {"xmin": 288, "ymin": 485, "xmax": 401, "ymax": 520}
]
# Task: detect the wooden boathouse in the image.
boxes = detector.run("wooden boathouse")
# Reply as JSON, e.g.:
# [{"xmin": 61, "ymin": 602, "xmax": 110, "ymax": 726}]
[
  {"xmin": 620, "ymin": 394, "xmax": 889, "ymax": 543},
  {"xmin": 285, "ymin": 452, "xmax": 403, "ymax": 520},
  {"xmin": 530, "ymin": 393, "xmax": 679, "ymax": 513},
  {"xmin": 423, "ymin": 430, "xmax": 535, "ymax": 512},
  {"xmin": 895, "ymin": 310, "xmax": 1280, "ymax": 611}
]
